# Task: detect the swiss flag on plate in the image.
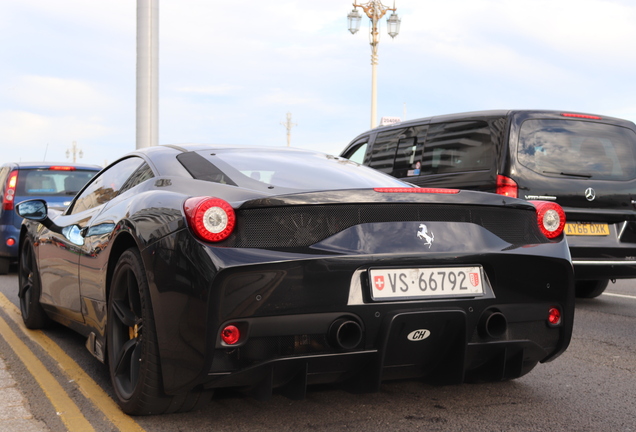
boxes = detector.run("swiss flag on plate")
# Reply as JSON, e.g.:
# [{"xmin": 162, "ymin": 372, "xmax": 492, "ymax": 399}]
[
  {"xmin": 374, "ymin": 275, "xmax": 385, "ymax": 291},
  {"xmin": 469, "ymin": 272, "xmax": 480, "ymax": 287}
]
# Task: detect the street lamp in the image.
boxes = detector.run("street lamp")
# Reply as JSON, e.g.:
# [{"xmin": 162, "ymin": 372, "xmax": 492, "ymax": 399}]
[
  {"xmin": 66, "ymin": 141, "xmax": 83, "ymax": 163},
  {"xmin": 347, "ymin": 1, "xmax": 401, "ymax": 129}
]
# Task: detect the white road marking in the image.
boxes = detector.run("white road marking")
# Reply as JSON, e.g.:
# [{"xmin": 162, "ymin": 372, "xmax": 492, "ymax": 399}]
[{"xmin": 603, "ymin": 292, "xmax": 636, "ymax": 300}]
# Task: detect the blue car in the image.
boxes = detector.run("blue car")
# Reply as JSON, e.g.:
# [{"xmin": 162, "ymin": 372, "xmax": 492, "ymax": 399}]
[{"xmin": 0, "ymin": 162, "xmax": 101, "ymax": 273}]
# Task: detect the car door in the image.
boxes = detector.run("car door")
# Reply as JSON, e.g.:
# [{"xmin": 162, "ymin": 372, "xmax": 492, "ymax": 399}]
[{"xmin": 38, "ymin": 157, "xmax": 147, "ymax": 322}]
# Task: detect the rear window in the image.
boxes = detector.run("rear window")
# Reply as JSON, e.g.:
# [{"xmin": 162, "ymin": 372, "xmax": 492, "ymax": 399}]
[
  {"xmin": 517, "ymin": 119, "xmax": 636, "ymax": 180},
  {"xmin": 181, "ymin": 149, "xmax": 407, "ymax": 192},
  {"xmin": 16, "ymin": 169, "xmax": 98, "ymax": 197}
]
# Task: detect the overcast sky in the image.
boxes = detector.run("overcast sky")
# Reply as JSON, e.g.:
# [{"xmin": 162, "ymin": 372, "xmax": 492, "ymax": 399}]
[{"xmin": 1, "ymin": 0, "xmax": 635, "ymax": 167}]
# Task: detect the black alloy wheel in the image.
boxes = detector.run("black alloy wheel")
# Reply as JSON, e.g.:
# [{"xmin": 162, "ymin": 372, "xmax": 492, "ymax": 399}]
[
  {"xmin": 107, "ymin": 248, "xmax": 164, "ymax": 414},
  {"xmin": 107, "ymin": 248, "xmax": 211, "ymax": 415},
  {"xmin": 18, "ymin": 238, "xmax": 50, "ymax": 329}
]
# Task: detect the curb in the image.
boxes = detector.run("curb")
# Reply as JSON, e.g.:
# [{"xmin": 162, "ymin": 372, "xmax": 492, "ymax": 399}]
[{"xmin": 0, "ymin": 356, "xmax": 50, "ymax": 432}]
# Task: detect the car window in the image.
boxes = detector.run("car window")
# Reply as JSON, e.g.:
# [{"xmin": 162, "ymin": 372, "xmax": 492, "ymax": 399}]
[
  {"xmin": 343, "ymin": 141, "xmax": 368, "ymax": 164},
  {"xmin": 517, "ymin": 119, "xmax": 636, "ymax": 180},
  {"xmin": 392, "ymin": 126, "xmax": 427, "ymax": 178},
  {"xmin": 368, "ymin": 129, "xmax": 405, "ymax": 173},
  {"xmin": 421, "ymin": 121, "xmax": 492, "ymax": 175},
  {"xmin": 15, "ymin": 169, "xmax": 98, "ymax": 197},
  {"xmin": 119, "ymin": 163, "xmax": 155, "ymax": 194},
  {"xmin": 183, "ymin": 149, "xmax": 407, "ymax": 191},
  {"xmin": 69, "ymin": 157, "xmax": 145, "ymax": 214}
]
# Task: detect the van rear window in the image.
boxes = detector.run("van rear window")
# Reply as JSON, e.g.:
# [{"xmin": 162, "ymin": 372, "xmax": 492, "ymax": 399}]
[{"xmin": 518, "ymin": 119, "xmax": 636, "ymax": 180}]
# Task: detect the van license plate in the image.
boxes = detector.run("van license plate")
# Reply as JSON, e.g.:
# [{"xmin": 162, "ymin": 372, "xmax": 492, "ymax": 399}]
[
  {"xmin": 565, "ymin": 222, "xmax": 609, "ymax": 236},
  {"xmin": 369, "ymin": 267, "xmax": 484, "ymax": 300}
]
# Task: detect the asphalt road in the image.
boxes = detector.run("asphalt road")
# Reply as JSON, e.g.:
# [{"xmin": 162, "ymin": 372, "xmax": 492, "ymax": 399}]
[{"xmin": 0, "ymin": 269, "xmax": 635, "ymax": 432}]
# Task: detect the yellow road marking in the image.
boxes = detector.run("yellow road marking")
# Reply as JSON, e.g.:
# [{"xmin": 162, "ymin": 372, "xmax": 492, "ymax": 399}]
[
  {"xmin": 0, "ymin": 312, "xmax": 95, "ymax": 431},
  {"xmin": 0, "ymin": 293, "xmax": 145, "ymax": 432}
]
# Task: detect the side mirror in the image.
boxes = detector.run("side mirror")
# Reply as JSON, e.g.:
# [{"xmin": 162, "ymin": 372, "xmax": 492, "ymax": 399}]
[
  {"xmin": 15, "ymin": 199, "xmax": 48, "ymax": 221},
  {"xmin": 15, "ymin": 199, "xmax": 63, "ymax": 235}
]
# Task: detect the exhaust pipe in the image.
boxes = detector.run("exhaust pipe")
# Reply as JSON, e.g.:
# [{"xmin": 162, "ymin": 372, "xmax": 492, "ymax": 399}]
[
  {"xmin": 329, "ymin": 318, "xmax": 363, "ymax": 350},
  {"xmin": 479, "ymin": 310, "xmax": 508, "ymax": 339}
]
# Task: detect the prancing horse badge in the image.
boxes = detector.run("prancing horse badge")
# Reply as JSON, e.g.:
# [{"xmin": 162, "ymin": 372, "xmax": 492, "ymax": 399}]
[{"xmin": 417, "ymin": 223, "xmax": 434, "ymax": 248}]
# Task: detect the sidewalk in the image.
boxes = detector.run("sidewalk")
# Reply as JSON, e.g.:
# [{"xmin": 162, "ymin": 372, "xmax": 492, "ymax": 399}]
[{"xmin": 0, "ymin": 355, "xmax": 49, "ymax": 432}]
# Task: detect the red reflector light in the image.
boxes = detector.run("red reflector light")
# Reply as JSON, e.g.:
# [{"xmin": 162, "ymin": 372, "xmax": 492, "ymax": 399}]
[
  {"xmin": 221, "ymin": 325, "xmax": 240, "ymax": 345},
  {"xmin": 561, "ymin": 113, "xmax": 602, "ymax": 120},
  {"xmin": 6, "ymin": 238, "xmax": 15, "ymax": 247},
  {"xmin": 184, "ymin": 197, "xmax": 236, "ymax": 242},
  {"xmin": 530, "ymin": 201, "xmax": 566, "ymax": 239},
  {"xmin": 548, "ymin": 307, "xmax": 562, "ymax": 325},
  {"xmin": 496, "ymin": 175, "xmax": 518, "ymax": 198},
  {"xmin": 373, "ymin": 187, "xmax": 459, "ymax": 194}
]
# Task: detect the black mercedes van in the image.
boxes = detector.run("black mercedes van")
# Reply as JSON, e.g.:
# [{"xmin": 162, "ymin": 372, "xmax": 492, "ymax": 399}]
[{"xmin": 340, "ymin": 110, "xmax": 636, "ymax": 298}]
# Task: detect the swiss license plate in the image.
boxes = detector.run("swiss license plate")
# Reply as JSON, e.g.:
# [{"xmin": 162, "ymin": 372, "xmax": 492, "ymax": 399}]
[
  {"xmin": 565, "ymin": 222, "xmax": 609, "ymax": 236},
  {"xmin": 369, "ymin": 266, "xmax": 484, "ymax": 300}
]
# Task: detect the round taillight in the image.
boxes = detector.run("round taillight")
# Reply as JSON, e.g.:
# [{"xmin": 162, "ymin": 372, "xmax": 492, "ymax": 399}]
[
  {"xmin": 548, "ymin": 307, "xmax": 562, "ymax": 326},
  {"xmin": 221, "ymin": 325, "xmax": 240, "ymax": 345},
  {"xmin": 6, "ymin": 238, "xmax": 15, "ymax": 247},
  {"xmin": 530, "ymin": 201, "xmax": 566, "ymax": 239},
  {"xmin": 184, "ymin": 197, "xmax": 235, "ymax": 242}
]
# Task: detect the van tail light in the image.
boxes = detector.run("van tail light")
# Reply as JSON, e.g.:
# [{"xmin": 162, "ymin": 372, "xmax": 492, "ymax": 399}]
[
  {"xmin": 3, "ymin": 170, "xmax": 18, "ymax": 211},
  {"xmin": 374, "ymin": 187, "xmax": 459, "ymax": 194},
  {"xmin": 530, "ymin": 201, "xmax": 566, "ymax": 239},
  {"xmin": 561, "ymin": 113, "xmax": 602, "ymax": 120},
  {"xmin": 496, "ymin": 175, "xmax": 518, "ymax": 198},
  {"xmin": 183, "ymin": 197, "xmax": 236, "ymax": 242}
]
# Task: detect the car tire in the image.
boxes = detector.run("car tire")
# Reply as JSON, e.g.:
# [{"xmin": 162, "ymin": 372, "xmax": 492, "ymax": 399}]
[
  {"xmin": 575, "ymin": 279, "xmax": 609, "ymax": 298},
  {"xmin": 18, "ymin": 239, "xmax": 51, "ymax": 329},
  {"xmin": 107, "ymin": 249, "xmax": 212, "ymax": 415},
  {"xmin": 0, "ymin": 257, "xmax": 9, "ymax": 275}
]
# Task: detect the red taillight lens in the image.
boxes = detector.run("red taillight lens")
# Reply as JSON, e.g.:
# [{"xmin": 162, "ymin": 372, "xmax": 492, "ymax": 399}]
[
  {"xmin": 548, "ymin": 307, "xmax": 562, "ymax": 326},
  {"xmin": 221, "ymin": 325, "xmax": 240, "ymax": 345},
  {"xmin": 6, "ymin": 238, "xmax": 15, "ymax": 247},
  {"xmin": 184, "ymin": 197, "xmax": 236, "ymax": 242},
  {"xmin": 530, "ymin": 200, "xmax": 566, "ymax": 239},
  {"xmin": 374, "ymin": 187, "xmax": 459, "ymax": 194},
  {"xmin": 561, "ymin": 113, "xmax": 602, "ymax": 120},
  {"xmin": 3, "ymin": 170, "xmax": 18, "ymax": 211},
  {"xmin": 496, "ymin": 175, "xmax": 517, "ymax": 198}
]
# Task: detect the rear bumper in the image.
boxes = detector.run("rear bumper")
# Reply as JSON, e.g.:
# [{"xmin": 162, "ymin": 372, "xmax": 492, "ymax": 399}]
[
  {"xmin": 146, "ymin": 227, "xmax": 574, "ymax": 395},
  {"xmin": 567, "ymin": 228, "xmax": 636, "ymax": 280},
  {"xmin": 572, "ymin": 259, "xmax": 636, "ymax": 280},
  {"xmin": 0, "ymin": 223, "xmax": 20, "ymax": 260},
  {"xmin": 203, "ymin": 307, "xmax": 565, "ymax": 395}
]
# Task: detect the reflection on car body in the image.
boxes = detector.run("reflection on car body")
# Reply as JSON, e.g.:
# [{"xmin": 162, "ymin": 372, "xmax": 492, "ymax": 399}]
[{"xmin": 17, "ymin": 144, "xmax": 573, "ymax": 415}]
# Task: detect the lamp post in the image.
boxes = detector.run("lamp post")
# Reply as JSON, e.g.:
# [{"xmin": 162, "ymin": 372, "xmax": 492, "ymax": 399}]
[
  {"xmin": 348, "ymin": 1, "xmax": 401, "ymax": 129},
  {"xmin": 66, "ymin": 141, "xmax": 83, "ymax": 163},
  {"xmin": 280, "ymin": 112, "xmax": 297, "ymax": 147}
]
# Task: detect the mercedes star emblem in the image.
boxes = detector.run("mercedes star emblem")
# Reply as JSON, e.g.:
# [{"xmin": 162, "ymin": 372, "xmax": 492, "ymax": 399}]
[{"xmin": 585, "ymin": 187, "xmax": 596, "ymax": 202}]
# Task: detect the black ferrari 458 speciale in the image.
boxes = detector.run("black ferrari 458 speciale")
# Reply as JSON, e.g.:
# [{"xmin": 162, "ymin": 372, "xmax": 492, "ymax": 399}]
[{"xmin": 15, "ymin": 144, "xmax": 574, "ymax": 415}]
